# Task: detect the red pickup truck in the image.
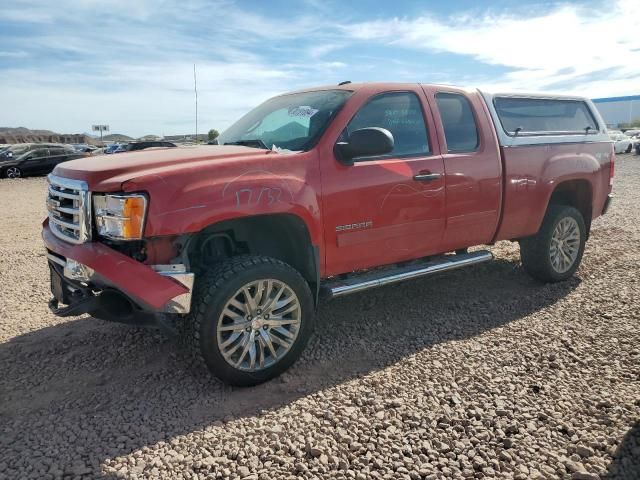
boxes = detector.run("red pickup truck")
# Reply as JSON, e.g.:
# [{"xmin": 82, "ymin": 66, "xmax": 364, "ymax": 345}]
[{"xmin": 43, "ymin": 82, "xmax": 614, "ymax": 385}]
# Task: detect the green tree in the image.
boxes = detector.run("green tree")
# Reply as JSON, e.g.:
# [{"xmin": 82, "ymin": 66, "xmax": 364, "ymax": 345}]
[{"xmin": 208, "ymin": 129, "xmax": 220, "ymax": 141}]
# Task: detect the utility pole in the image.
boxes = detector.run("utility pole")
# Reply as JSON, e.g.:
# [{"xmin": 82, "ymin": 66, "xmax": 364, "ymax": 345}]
[{"xmin": 194, "ymin": 64, "xmax": 198, "ymax": 144}]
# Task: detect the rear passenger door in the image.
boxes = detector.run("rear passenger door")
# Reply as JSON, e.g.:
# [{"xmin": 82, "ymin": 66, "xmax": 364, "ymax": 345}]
[
  {"xmin": 47, "ymin": 147, "xmax": 68, "ymax": 171},
  {"xmin": 421, "ymin": 86, "xmax": 503, "ymax": 251}
]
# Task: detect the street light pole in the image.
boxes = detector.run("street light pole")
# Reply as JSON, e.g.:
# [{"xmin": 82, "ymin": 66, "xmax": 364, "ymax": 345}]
[{"xmin": 92, "ymin": 125, "xmax": 109, "ymax": 146}]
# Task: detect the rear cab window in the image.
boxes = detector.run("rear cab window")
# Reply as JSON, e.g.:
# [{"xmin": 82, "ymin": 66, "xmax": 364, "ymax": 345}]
[
  {"xmin": 435, "ymin": 92, "xmax": 480, "ymax": 152},
  {"xmin": 493, "ymin": 97, "xmax": 598, "ymax": 136}
]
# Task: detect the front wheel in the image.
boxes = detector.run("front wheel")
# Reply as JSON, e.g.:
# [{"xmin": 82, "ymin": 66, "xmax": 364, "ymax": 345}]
[
  {"xmin": 185, "ymin": 255, "xmax": 315, "ymax": 386},
  {"xmin": 4, "ymin": 166, "xmax": 22, "ymax": 179},
  {"xmin": 626, "ymin": 144, "xmax": 633, "ymax": 153},
  {"xmin": 519, "ymin": 205, "xmax": 586, "ymax": 283}
]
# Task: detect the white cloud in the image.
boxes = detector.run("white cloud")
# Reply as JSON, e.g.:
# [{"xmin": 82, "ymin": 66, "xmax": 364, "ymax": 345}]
[
  {"xmin": 0, "ymin": 60, "xmax": 301, "ymax": 136},
  {"xmin": 0, "ymin": 0, "xmax": 337, "ymax": 136},
  {"xmin": 344, "ymin": 0, "xmax": 640, "ymax": 96},
  {"xmin": 1, "ymin": 0, "xmax": 639, "ymax": 137},
  {"xmin": 0, "ymin": 51, "xmax": 28, "ymax": 58}
]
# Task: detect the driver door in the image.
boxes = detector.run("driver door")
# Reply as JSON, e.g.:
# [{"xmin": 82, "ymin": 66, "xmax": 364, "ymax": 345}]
[{"xmin": 319, "ymin": 87, "xmax": 446, "ymax": 276}]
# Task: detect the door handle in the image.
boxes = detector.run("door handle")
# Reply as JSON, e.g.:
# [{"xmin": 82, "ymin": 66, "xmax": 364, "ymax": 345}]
[{"xmin": 413, "ymin": 172, "xmax": 441, "ymax": 182}]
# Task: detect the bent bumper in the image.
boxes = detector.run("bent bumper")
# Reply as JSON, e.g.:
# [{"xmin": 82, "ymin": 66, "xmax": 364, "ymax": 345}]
[{"xmin": 42, "ymin": 219, "xmax": 191, "ymax": 317}]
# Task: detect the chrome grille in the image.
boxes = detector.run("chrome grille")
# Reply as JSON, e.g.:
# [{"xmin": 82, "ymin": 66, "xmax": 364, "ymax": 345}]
[{"xmin": 47, "ymin": 175, "xmax": 91, "ymax": 244}]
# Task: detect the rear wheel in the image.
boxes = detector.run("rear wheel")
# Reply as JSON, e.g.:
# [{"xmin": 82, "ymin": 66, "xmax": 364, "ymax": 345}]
[
  {"xmin": 185, "ymin": 255, "xmax": 314, "ymax": 386},
  {"xmin": 626, "ymin": 144, "xmax": 632, "ymax": 153},
  {"xmin": 4, "ymin": 166, "xmax": 22, "ymax": 179},
  {"xmin": 519, "ymin": 205, "xmax": 586, "ymax": 283}
]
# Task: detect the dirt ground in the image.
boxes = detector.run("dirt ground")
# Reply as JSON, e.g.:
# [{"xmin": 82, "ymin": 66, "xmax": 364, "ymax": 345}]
[{"xmin": 0, "ymin": 155, "xmax": 638, "ymax": 479}]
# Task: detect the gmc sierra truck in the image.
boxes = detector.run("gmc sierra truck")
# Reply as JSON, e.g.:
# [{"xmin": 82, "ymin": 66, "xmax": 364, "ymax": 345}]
[{"xmin": 43, "ymin": 82, "xmax": 614, "ymax": 385}]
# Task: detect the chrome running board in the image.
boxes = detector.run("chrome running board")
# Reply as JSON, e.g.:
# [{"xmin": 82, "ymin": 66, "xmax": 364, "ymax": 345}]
[{"xmin": 323, "ymin": 250, "xmax": 493, "ymax": 298}]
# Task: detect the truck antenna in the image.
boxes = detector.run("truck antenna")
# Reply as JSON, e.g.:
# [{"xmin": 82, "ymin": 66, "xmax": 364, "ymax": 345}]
[{"xmin": 194, "ymin": 64, "xmax": 198, "ymax": 144}]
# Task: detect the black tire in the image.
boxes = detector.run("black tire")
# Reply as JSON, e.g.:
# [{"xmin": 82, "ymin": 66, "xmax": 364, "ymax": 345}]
[
  {"xmin": 519, "ymin": 205, "xmax": 586, "ymax": 283},
  {"xmin": 3, "ymin": 166, "xmax": 22, "ymax": 179},
  {"xmin": 626, "ymin": 144, "xmax": 632, "ymax": 153},
  {"xmin": 184, "ymin": 255, "xmax": 315, "ymax": 386}
]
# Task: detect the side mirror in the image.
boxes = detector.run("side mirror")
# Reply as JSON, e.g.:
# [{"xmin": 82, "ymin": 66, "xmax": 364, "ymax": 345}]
[{"xmin": 334, "ymin": 127, "xmax": 394, "ymax": 165}]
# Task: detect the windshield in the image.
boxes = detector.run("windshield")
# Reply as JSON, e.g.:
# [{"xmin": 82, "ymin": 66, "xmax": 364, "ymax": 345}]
[{"xmin": 218, "ymin": 89, "xmax": 352, "ymax": 151}]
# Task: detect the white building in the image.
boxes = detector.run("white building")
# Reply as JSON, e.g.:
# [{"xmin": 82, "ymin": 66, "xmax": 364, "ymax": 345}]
[{"xmin": 592, "ymin": 95, "xmax": 640, "ymax": 127}]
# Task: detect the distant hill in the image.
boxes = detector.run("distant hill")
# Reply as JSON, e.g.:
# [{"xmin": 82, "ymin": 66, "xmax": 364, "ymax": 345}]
[
  {"xmin": 102, "ymin": 133, "xmax": 134, "ymax": 142},
  {"xmin": 0, "ymin": 127, "xmax": 59, "ymax": 136},
  {"xmin": 0, "ymin": 127, "xmax": 94, "ymax": 145}
]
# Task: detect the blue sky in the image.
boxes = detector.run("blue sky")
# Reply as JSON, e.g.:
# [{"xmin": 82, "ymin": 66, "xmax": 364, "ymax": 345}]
[{"xmin": 0, "ymin": 0, "xmax": 638, "ymax": 137}]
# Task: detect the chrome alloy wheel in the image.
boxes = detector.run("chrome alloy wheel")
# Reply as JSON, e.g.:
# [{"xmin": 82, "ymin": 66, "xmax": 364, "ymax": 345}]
[
  {"xmin": 216, "ymin": 279, "xmax": 301, "ymax": 372},
  {"xmin": 549, "ymin": 217, "xmax": 580, "ymax": 273},
  {"xmin": 6, "ymin": 167, "xmax": 21, "ymax": 178}
]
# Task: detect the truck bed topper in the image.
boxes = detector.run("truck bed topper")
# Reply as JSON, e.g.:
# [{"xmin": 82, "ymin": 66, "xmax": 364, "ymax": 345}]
[{"xmin": 479, "ymin": 90, "xmax": 609, "ymax": 147}]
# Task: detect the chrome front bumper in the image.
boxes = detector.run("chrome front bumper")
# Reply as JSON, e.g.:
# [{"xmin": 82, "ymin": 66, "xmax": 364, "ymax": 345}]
[
  {"xmin": 42, "ymin": 219, "xmax": 194, "ymax": 314},
  {"xmin": 45, "ymin": 238, "xmax": 194, "ymax": 315}
]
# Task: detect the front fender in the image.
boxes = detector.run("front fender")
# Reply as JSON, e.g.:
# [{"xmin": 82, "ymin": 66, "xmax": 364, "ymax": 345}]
[{"xmin": 122, "ymin": 151, "xmax": 323, "ymax": 246}]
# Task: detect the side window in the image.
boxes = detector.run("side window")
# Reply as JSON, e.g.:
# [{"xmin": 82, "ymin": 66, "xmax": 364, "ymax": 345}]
[
  {"xmin": 30, "ymin": 149, "xmax": 48, "ymax": 159},
  {"xmin": 435, "ymin": 93, "xmax": 479, "ymax": 153},
  {"xmin": 342, "ymin": 92, "xmax": 430, "ymax": 159},
  {"xmin": 493, "ymin": 97, "xmax": 598, "ymax": 135}
]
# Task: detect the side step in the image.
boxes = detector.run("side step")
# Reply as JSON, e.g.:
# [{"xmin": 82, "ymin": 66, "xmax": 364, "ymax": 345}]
[{"xmin": 322, "ymin": 250, "xmax": 493, "ymax": 298}]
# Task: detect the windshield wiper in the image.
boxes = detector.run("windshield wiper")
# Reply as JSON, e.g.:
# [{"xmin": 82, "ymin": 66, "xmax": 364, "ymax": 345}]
[{"xmin": 223, "ymin": 139, "xmax": 268, "ymax": 149}]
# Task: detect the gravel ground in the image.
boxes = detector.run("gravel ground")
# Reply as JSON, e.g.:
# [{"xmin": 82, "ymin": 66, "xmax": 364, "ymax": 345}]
[{"xmin": 1, "ymin": 155, "xmax": 638, "ymax": 480}]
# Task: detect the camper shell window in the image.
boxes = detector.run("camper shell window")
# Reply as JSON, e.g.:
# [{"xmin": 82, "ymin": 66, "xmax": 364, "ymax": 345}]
[{"xmin": 493, "ymin": 97, "xmax": 598, "ymax": 137}]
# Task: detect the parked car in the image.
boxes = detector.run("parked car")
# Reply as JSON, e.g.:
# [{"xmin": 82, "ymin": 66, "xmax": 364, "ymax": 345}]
[
  {"xmin": 623, "ymin": 128, "xmax": 640, "ymax": 137},
  {"xmin": 608, "ymin": 130, "xmax": 633, "ymax": 153},
  {"xmin": 622, "ymin": 129, "xmax": 640, "ymax": 154},
  {"xmin": 113, "ymin": 144, "xmax": 129, "ymax": 153},
  {"xmin": 71, "ymin": 144, "xmax": 97, "ymax": 153},
  {"xmin": 103, "ymin": 144, "xmax": 123, "ymax": 154},
  {"xmin": 0, "ymin": 143, "xmax": 61, "ymax": 160},
  {"xmin": 44, "ymin": 83, "xmax": 613, "ymax": 386},
  {"xmin": 126, "ymin": 141, "xmax": 177, "ymax": 151},
  {"xmin": 1, "ymin": 145, "xmax": 86, "ymax": 178}
]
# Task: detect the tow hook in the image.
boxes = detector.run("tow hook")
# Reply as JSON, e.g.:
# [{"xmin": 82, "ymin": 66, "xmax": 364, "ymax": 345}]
[{"xmin": 48, "ymin": 295, "xmax": 100, "ymax": 317}]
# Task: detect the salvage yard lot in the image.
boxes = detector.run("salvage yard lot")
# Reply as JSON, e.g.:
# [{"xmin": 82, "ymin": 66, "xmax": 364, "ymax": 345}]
[{"xmin": 0, "ymin": 155, "xmax": 638, "ymax": 480}]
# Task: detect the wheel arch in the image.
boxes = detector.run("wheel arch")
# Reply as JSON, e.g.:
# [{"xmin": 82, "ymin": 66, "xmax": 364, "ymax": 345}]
[
  {"xmin": 184, "ymin": 213, "xmax": 320, "ymax": 301},
  {"xmin": 546, "ymin": 179, "xmax": 593, "ymax": 237}
]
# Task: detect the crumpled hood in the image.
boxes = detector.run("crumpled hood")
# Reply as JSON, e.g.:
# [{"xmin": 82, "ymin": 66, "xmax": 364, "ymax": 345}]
[{"xmin": 52, "ymin": 145, "xmax": 277, "ymax": 191}]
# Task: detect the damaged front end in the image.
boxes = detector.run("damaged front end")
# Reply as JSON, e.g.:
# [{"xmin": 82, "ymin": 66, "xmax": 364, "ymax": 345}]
[
  {"xmin": 46, "ymin": 249, "xmax": 193, "ymax": 326},
  {"xmin": 43, "ymin": 173, "xmax": 195, "ymax": 327}
]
